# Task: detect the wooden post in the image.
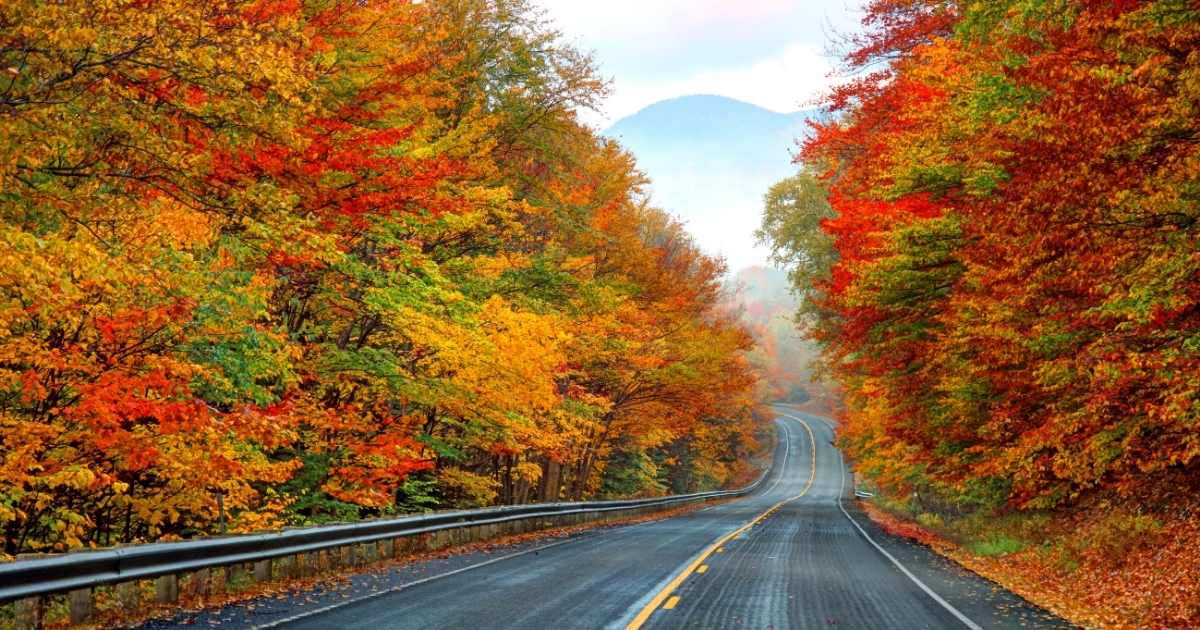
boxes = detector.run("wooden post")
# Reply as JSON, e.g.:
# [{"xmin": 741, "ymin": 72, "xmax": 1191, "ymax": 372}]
[
  {"xmin": 304, "ymin": 552, "xmax": 320, "ymax": 577},
  {"xmin": 155, "ymin": 574, "xmax": 179, "ymax": 603},
  {"xmin": 271, "ymin": 556, "xmax": 291, "ymax": 579},
  {"xmin": 289, "ymin": 554, "xmax": 303, "ymax": 578},
  {"xmin": 253, "ymin": 559, "xmax": 271, "ymax": 583},
  {"xmin": 117, "ymin": 580, "xmax": 141, "ymax": 611},
  {"xmin": 14, "ymin": 596, "xmax": 43, "ymax": 630},
  {"xmin": 68, "ymin": 587, "xmax": 93, "ymax": 624},
  {"xmin": 189, "ymin": 568, "xmax": 211, "ymax": 599},
  {"xmin": 356, "ymin": 542, "xmax": 375, "ymax": 566}
]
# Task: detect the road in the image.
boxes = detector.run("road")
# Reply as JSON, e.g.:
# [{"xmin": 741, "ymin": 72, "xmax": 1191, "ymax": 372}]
[{"xmin": 148, "ymin": 412, "xmax": 1069, "ymax": 629}]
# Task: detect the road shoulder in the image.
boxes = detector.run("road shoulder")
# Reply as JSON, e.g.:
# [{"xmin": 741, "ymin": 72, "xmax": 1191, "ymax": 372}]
[{"xmin": 842, "ymin": 498, "xmax": 1075, "ymax": 629}]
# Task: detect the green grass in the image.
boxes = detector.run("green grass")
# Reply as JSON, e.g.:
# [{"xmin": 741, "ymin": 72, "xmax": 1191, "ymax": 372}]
[{"xmin": 968, "ymin": 535, "xmax": 1026, "ymax": 557}]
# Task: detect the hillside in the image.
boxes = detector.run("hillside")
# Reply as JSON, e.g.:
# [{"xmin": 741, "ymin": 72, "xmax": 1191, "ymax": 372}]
[{"xmin": 604, "ymin": 95, "xmax": 815, "ymax": 272}]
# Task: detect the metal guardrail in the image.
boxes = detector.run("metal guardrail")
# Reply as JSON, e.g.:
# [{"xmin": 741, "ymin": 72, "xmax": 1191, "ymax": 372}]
[{"xmin": 0, "ymin": 472, "xmax": 770, "ymax": 605}]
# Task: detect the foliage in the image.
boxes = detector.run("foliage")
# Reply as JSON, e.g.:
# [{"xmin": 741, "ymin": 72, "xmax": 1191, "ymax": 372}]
[
  {"xmin": 763, "ymin": 0, "xmax": 1200, "ymax": 513},
  {"xmin": 764, "ymin": 2, "xmax": 1200, "ymax": 623},
  {"xmin": 0, "ymin": 0, "xmax": 764, "ymax": 553},
  {"xmin": 756, "ymin": 173, "xmax": 837, "ymax": 299}
]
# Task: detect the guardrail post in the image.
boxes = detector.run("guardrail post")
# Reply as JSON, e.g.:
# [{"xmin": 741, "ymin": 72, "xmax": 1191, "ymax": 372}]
[
  {"xmin": 155, "ymin": 574, "xmax": 179, "ymax": 603},
  {"xmin": 14, "ymin": 596, "xmax": 43, "ymax": 629},
  {"xmin": 68, "ymin": 587, "xmax": 93, "ymax": 623},
  {"xmin": 188, "ymin": 568, "xmax": 211, "ymax": 599},
  {"xmin": 272, "ymin": 556, "xmax": 291, "ymax": 579},
  {"xmin": 253, "ymin": 559, "xmax": 271, "ymax": 583},
  {"xmin": 117, "ymin": 580, "xmax": 141, "ymax": 610},
  {"xmin": 281, "ymin": 554, "xmax": 296, "ymax": 579}
]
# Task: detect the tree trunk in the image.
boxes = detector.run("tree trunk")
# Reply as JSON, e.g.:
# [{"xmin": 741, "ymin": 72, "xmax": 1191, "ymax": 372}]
[
  {"xmin": 500, "ymin": 455, "xmax": 514, "ymax": 504},
  {"xmin": 571, "ymin": 451, "xmax": 594, "ymax": 501},
  {"xmin": 514, "ymin": 477, "xmax": 530, "ymax": 504},
  {"xmin": 539, "ymin": 458, "xmax": 561, "ymax": 503}
]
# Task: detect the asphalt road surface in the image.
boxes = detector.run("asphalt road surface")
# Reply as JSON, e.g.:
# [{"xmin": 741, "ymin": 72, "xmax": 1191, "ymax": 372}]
[{"xmin": 150, "ymin": 411, "xmax": 1070, "ymax": 630}]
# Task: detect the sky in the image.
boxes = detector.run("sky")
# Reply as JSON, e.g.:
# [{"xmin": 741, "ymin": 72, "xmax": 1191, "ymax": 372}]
[
  {"xmin": 533, "ymin": 0, "xmax": 864, "ymax": 126},
  {"xmin": 532, "ymin": 0, "xmax": 864, "ymax": 271}
]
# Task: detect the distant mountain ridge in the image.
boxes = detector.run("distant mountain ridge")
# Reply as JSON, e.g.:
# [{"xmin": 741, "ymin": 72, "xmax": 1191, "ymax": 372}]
[
  {"xmin": 603, "ymin": 94, "xmax": 815, "ymax": 273},
  {"xmin": 606, "ymin": 94, "xmax": 812, "ymax": 158}
]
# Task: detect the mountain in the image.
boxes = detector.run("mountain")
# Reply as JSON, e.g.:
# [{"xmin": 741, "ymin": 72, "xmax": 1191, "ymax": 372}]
[{"xmin": 603, "ymin": 94, "xmax": 815, "ymax": 272}]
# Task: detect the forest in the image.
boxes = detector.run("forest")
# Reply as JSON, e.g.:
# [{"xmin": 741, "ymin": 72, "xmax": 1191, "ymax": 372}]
[
  {"xmin": 759, "ymin": 0, "xmax": 1200, "ymax": 624},
  {"xmin": 0, "ymin": 0, "xmax": 766, "ymax": 555}
]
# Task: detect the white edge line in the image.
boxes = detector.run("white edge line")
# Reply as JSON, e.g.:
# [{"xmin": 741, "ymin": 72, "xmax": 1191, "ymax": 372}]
[
  {"xmin": 251, "ymin": 443, "xmax": 781, "ymax": 630},
  {"xmin": 258, "ymin": 418, "xmax": 805, "ymax": 630},
  {"xmin": 807, "ymin": 416, "xmax": 984, "ymax": 630},
  {"xmin": 609, "ymin": 419, "xmax": 794, "ymax": 630},
  {"xmin": 251, "ymin": 536, "xmax": 580, "ymax": 629},
  {"xmin": 761, "ymin": 420, "xmax": 793, "ymax": 497}
]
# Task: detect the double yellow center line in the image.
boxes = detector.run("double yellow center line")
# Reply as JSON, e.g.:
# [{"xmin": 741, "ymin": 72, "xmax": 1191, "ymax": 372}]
[{"xmin": 625, "ymin": 417, "xmax": 818, "ymax": 629}]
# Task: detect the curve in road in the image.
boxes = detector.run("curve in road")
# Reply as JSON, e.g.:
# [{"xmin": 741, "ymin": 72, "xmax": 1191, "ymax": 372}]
[{"xmin": 147, "ymin": 411, "xmax": 1070, "ymax": 630}]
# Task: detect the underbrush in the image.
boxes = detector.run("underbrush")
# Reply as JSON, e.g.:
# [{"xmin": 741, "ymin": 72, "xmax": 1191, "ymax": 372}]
[{"xmin": 862, "ymin": 493, "xmax": 1200, "ymax": 629}]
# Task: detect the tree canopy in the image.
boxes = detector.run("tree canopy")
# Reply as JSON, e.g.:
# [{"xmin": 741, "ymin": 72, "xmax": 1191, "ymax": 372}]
[{"xmin": 0, "ymin": 0, "xmax": 765, "ymax": 554}]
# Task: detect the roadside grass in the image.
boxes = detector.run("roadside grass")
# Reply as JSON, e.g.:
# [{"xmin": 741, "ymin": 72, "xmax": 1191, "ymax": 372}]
[
  {"xmin": 967, "ymin": 535, "xmax": 1025, "ymax": 557},
  {"xmin": 860, "ymin": 489, "xmax": 1199, "ymax": 628}
]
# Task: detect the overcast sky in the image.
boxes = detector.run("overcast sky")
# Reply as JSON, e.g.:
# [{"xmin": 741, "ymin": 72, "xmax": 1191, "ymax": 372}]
[
  {"xmin": 534, "ymin": 0, "xmax": 864, "ymax": 126},
  {"xmin": 531, "ymin": 1, "xmax": 865, "ymax": 272}
]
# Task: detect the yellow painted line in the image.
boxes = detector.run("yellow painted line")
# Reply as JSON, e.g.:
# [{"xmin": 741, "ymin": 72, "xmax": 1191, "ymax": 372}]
[
  {"xmin": 624, "ymin": 417, "xmax": 818, "ymax": 629},
  {"xmin": 663, "ymin": 596, "xmax": 681, "ymax": 610},
  {"xmin": 695, "ymin": 565, "xmax": 708, "ymax": 574},
  {"xmin": 715, "ymin": 547, "xmax": 724, "ymax": 553}
]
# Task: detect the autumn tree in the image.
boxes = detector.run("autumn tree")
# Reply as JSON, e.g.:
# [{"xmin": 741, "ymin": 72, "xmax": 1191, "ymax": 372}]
[
  {"xmin": 0, "ymin": 0, "xmax": 766, "ymax": 553},
  {"xmin": 766, "ymin": 0, "xmax": 1200, "ymax": 514}
]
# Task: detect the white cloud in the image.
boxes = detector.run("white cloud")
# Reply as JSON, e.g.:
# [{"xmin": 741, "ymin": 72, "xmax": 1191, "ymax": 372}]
[
  {"xmin": 533, "ymin": 0, "xmax": 857, "ymax": 126},
  {"xmin": 541, "ymin": 0, "xmax": 801, "ymax": 42}
]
